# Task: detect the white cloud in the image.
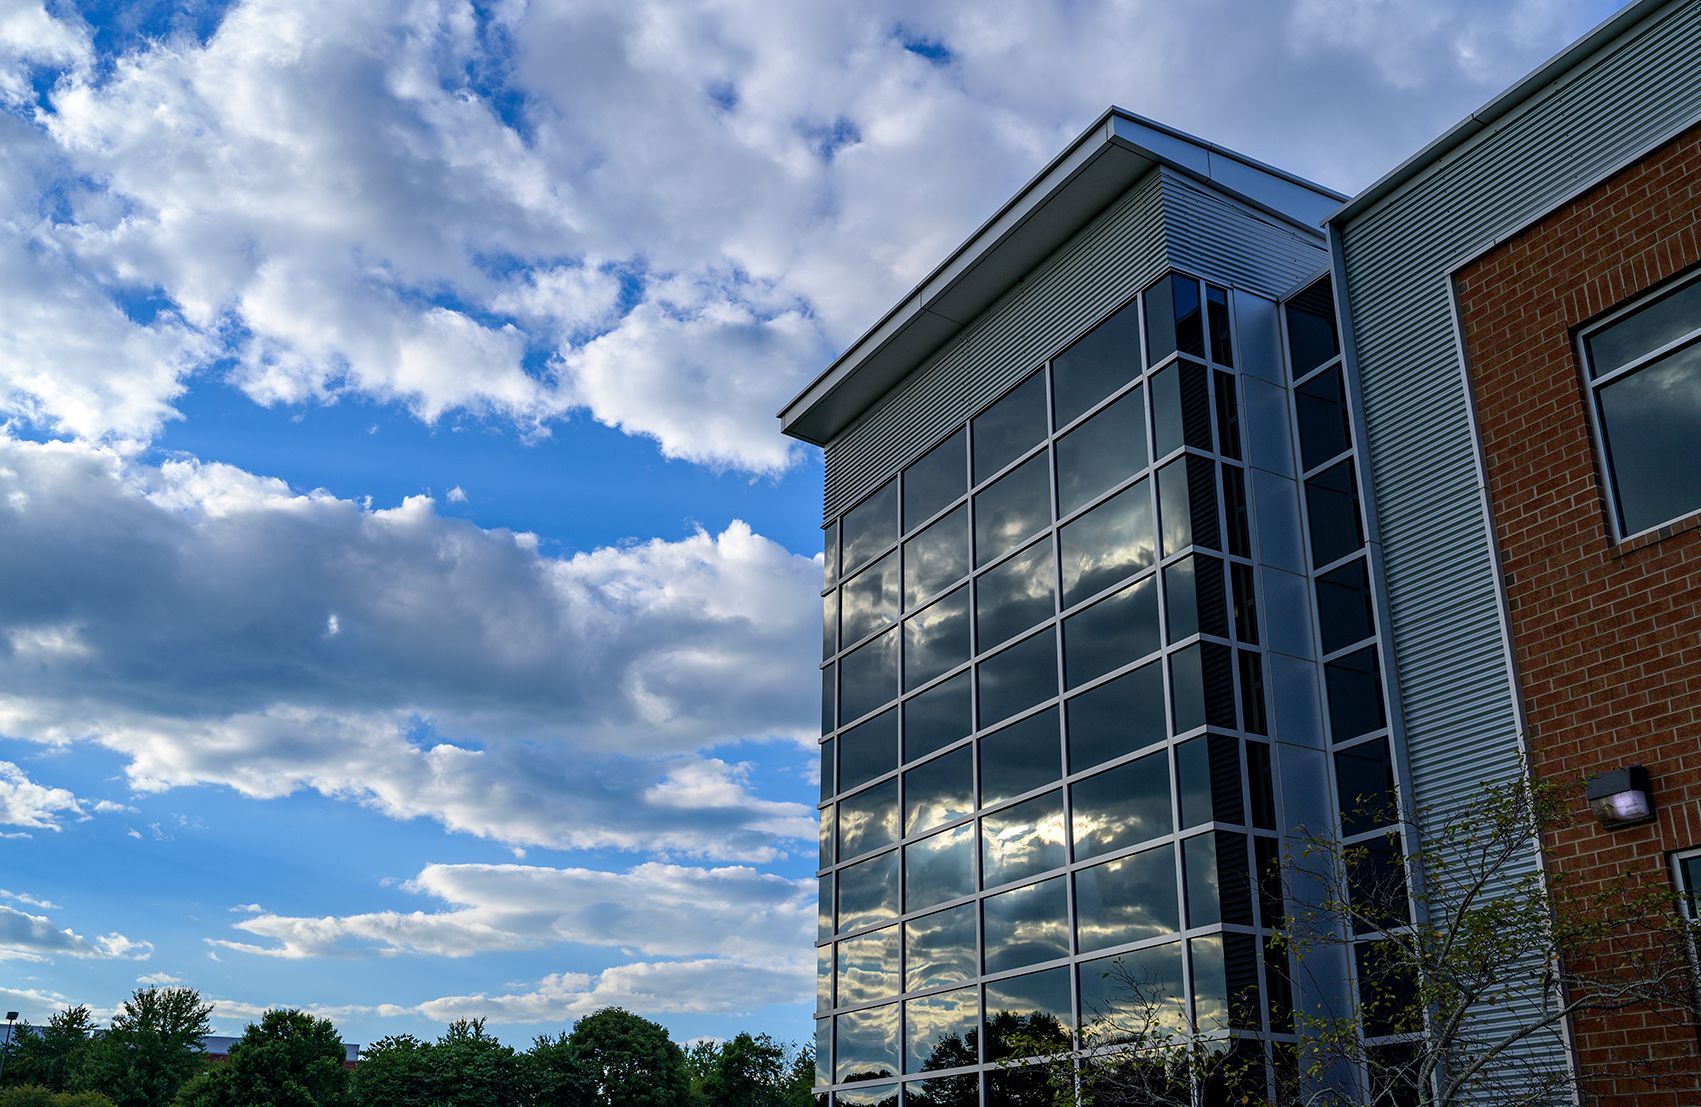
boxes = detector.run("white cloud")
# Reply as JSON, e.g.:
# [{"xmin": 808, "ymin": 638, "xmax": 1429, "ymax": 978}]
[
  {"xmin": 0, "ymin": 889, "xmax": 58, "ymax": 911},
  {"xmin": 0, "ymin": 434, "xmax": 816, "ymax": 859},
  {"xmin": 0, "ymin": 903, "xmax": 151, "ymax": 963},
  {"xmin": 418, "ymin": 959, "xmax": 806, "ymax": 1023},
  {"xmin": 0, "ymin": 761, "xmax": 83, "ymax": 830},
  {"xmin": 0, "ymin": 0, "xmax": 1613, "ymax": 469},
  {"xmin": 215, "ymin": 860, "xmax": 811, "ymax": 964}
]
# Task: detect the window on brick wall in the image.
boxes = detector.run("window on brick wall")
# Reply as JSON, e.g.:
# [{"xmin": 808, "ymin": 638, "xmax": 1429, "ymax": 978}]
[
  {"xmin": 1671, "ymin": 849, "xmax": 1701, "ymax": 987},
  {"xmin": 1579, "ymin": 271, "xmax": 1701, "ymax": 538}
]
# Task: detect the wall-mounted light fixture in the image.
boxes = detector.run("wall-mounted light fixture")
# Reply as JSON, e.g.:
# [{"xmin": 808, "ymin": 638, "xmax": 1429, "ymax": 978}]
[{"xmin": 1586, "ymin": 765, "xmax": 1654, "ymax": 828}]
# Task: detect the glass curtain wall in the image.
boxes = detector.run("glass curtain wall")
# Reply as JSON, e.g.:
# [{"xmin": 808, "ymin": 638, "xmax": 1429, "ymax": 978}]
[{"xmin": 817, "ymin": 272, "xmax": 1289, "ymax": 1106}]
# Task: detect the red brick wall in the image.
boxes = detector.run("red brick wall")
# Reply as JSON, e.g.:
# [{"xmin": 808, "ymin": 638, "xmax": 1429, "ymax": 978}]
[{"xmin": 1455, "ymin": 123, "xmax": 1701, "ymax": 1105}]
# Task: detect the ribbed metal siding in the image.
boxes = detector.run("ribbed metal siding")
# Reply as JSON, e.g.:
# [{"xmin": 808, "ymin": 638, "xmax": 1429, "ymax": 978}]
[
  {"xmin": 823, "ymin": 168, "xmax": 1329, "ymax": 521},
  {"xmin": 821, "ymin": 170, "xmax": 1167, "ymax": 521},
  {"xmin": 1159, "ymin": 173, "xmax": 1327, "ymax": 300},
  {"xmin": 1336, "ymin": 0, "xmax": 1701, "ymax": 1085}
]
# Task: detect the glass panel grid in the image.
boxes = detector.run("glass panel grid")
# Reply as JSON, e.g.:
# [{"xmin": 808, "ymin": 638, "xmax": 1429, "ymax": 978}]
[{"xmin": 818, "ymin": 273, "xmax": 1283, "ymax": 1096}]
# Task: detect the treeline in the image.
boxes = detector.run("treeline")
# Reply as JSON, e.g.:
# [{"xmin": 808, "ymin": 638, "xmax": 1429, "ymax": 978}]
[{"xmin": 0, "ymin": 987, "xmax": 813, "ymax": 1107}]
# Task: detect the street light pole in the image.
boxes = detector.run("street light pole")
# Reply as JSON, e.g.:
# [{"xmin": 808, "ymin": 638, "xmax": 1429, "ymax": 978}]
[{"xmin": 0, "ymin": 1011, "xmax": 17, "ymax": 1083}]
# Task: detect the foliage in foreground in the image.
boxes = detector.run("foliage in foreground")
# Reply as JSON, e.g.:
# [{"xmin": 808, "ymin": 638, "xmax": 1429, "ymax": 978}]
[{"xmin": 0, "ymin": 987, "xmax": 811, "ymax": 1107}]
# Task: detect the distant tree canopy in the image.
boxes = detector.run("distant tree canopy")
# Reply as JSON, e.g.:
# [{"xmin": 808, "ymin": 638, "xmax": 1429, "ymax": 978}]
[{"xmin": 2, "ymin": 988, "xmax": 810, "ymax": 1107}]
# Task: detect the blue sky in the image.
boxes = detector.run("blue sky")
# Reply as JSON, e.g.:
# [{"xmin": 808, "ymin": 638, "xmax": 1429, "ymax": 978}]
[{"xmin": 0, "ymin": 0, "xmax": 1624, "ymax": 1050}]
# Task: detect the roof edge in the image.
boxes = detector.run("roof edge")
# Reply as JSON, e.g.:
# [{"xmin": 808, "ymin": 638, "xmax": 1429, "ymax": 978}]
[
  {"xmin": 779, "ymin": 107, "xmax": 1343, "ymax": 446},
  {"xmin": 1330, "ymin": 0, "xmax": 1677, "ymax": 227}
]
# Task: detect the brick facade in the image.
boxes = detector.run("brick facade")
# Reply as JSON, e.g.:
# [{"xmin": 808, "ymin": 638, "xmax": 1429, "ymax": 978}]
[{"xmin": 1455, "ymin": 122, "xmax": 1701, "ymax": 1105}]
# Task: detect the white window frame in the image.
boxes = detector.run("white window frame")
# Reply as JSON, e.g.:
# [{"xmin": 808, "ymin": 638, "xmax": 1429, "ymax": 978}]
[{"xmin": 1576, "ymin": 269, "xmax": 1701, "ymax": 542}]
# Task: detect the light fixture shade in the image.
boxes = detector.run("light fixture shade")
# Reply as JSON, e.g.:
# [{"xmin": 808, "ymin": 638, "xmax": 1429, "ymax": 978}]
[{"xmin": 1586, "ymin": 765, "xmax": 1654, "ymax": 828}]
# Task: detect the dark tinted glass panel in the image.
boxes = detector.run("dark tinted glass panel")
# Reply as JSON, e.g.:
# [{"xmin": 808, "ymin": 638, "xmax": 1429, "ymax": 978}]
[
  {"xmin": 818, "ymin": 943, "xmax": 832, "ymax": 1012},
  {"xmin": 820, "ymin": 740, "xmax": 834, "ymax": 803},
  {"xmin": 905, "ymin": 823, "xmax": 975, "ymax": 911},
  {"xmin": 819, "ymin": 872, "xmax": 833, "ymax": 938},
  {"xmin": 1191, "ymin": 932, "xmax": 1262, "ymax": 1032},
  {"xmin": 815, "ymin": 1019, "xmax": 831, "ymax": 1085},
  {"xmin": 1222, "ymin": 466, "xmax": 1250, "ymax": 558},
  {"xmin": 1213, "ymin": 370, "xmax": 1240, "ymax": 459},
  {"xmin": 1074, "ymin": 846, "xmax": 1179, "ymax": 952},
  {"xmin": 983, "ymin": 968, "xmax": 1072, "ymax": 1061},
  {"xmin": 977, "ymin": 630, "xmax": 1057, "ymax": 727},
  {"xmin": 1305, "ymin": 459, "xmax": 1363, "ymax": 567},
  {"xmin": 1056, "ymin": 389, "xmax": 1146, "ymax": 516},
  {"xmin": 838, "ymin": 708, "xmax": 897, "ymax": 792},
  {"xmin": 1238, "ymin": 650, "xmax": 1267, "ymax": 736},
  {"xmin": 836, "ymin": 1084, "xmax": 898, "ymax": 1107},
  {"xmin": 1367, "ymin": 1043, "xmax": 1424, "ymax": 1107},
  {"xmin": 1295, "ymin": 364, "xmax": 1352, "ymax": 471},
  {"xmin": 1335, "ymin": 737, "xmax": 1398, "ymax": 836},
  {"xmin": 824, "ymin": 522, "xmax": 839, "ymax": 590},
  {"xmin": 842, "ymin": 551, "xmax": 899, "ymax": 646},
  {"xmin": 1152, "ymin": 359, "xmax": 1212, "ymax": 459},
  {"xmin": 822, "ymin": 665, "xmax": 834, "ymax": 735},
  {"xmin": 985, "ymin": 1065, "xmax": 1052, "ymax": 1102},
  {"xmin": 820, "ymin": 805, "xmax": 834, "ymax": 869},
  {"xmin": 1206, "ymin": 284, "xmax": 1234, "ymax": 367},
  {"xmin": 1184, "ymin": 831, "xmax": 1252, "ymax": 928},
  {"xmin": 905, "ymin": 986, "xmax": 979, "ymax": 1075},
  {"xmin": 1078, "ymin": 944, "xmax": 1186, "ymax": 1042},
  {"xmin": 1230, "ymin": 562, "xmax": 1257, "ymax": 644},
  {"xmin": 837, "ymin": 851, "xmax": 898, "ymax": 934},
  {"xmin": 904, "ymin": 746, "xmax": 972, "ymax": 835},
  {"xmin": 837, "ymin": 925, "xmax": 900, "ymax": 1006},
  {"xmin": 1317, "ymin": 557, "xmax": 1375, "ymax": 654},
  {"xmin": 1053, "ymin": 301, "xmax": 1142, "ymax": 428},
  {"xmin": 975, "ymin": 540, "xmax": 1054, "ymax": 651},
  {"xmin": 1170, "ymin": 642, "xmax": 1236, "ymax": 734},
  {"xmin": 1177, "ymin": 733, "xmax": 1241, "ymax": 828},
  {"xmin": 841, "ymin": 629, "xmax": 899, "ymax": 724},
  {"xmin": 1284, "ymin": 279, "xmax": 1338, "ymax": 374},
  {"xmin": 1158, "ymin": 456, "xmax": 1220, "ymax": 556},
  {"xmin": 972, "ymin": 372, "xmax": 1047, "ymax": 482},
  {"xmin": 981, "ymin": 790, "xmax": 1066, "ymax": 888},
  {"xmin": 1325, "ymin": 645, "xmax": 1386, "ymax": 741},
  {"xmin": 1164, "ymin": 554, "xmax": 1227, "ymax": 643},
  {"xmin": 980, "ymin": 708, "xmax": 1061, "ymax": 807},
  {"xmin": 903, "ymin": 672, "xmax": 971, "ymax": 761},
  {"xmin": 843, "ymin": 481, "xmax": 898, "ymax": 574},
  {"xmin": 1065, "ymin": 661, "xmax": 1165, "ymax": 772},
  {"xmin": 839, "ymin": 778, "xmax": 898, "ymax": 860},
  {"xmin": 974, "ymin": 453, "xmax": 1050, "ymax": 566},
  {"xmin": 904, "ymin": 586, "xmax": 969, "ymax": 691},
  {"xmin": 1355, "ymin": 940, "xmax": 1420, "ymax": 1037},
  {"xmin": 1587, "ymin": 276, "xmax": 1701, "ymax": 376},
  {"xmin": 1246, "ymin": 741, "xmax": 1276, "ymax": 830},
  {"xmin": 906, "ymin": 902, "xmax": 977, "ymax": 992},
  {"xmin": 1071, "ymin": 752, "xmax": 1171, "ymax": 859},
  {"xmin": 1059, "ymin": 480, "xmax": 1154, "ymax": 608},
  {"xmin": 1348, "ymin": 831, "xmax": 1410, "ymax": 934},
  {"xmin": 835, "ymin": 1004, "xmax": 899, "ymax": 1082},
  {"xmin": 1063, "ymin": 575, "xmax": 1159, "ymax": 689},
  {"xmin": 905, "ymin": 1074, "xmax": 978, "ymax": 1107},
  {"xmin": 1256, "ymin": 838, "xmax": 1284, "ymax": 930},
  {"xmin": 823, "ymin": 591, "xmax": 837, "ymax": 659},
  {"xmin": 905, "ymin": 428, "xmax": 967, "ymax": 530},
  {"xmin": 1145, "ymin": 274, "xmax": 1204, "ymax": 365},
  {"xmin": 904, "ymin": 505, "xmax": 969, "ymax": 609},
  {"xmin": 983, "ymin": 876, "xmax": 1069, "ymax": 974},
  {"xmin": 1597, "ymin": 342, "xmax": 1701, "ymax": 534}
]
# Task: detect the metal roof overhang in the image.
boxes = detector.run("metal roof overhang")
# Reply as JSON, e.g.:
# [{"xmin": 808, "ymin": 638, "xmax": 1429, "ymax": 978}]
[{"xmin": 778, "ymin": 108, "xmax": 1345, "ymax": 446}]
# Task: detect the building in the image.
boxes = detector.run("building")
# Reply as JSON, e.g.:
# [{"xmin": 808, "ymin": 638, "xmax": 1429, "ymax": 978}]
[{"xmin": 779, "ymin": 2, "xmax": 1701, "ymax": 1105}]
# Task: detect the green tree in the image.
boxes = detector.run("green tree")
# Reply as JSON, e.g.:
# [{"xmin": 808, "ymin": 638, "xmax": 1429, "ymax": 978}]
[
  {"xmin": 777, "ymin": 1046, "xmax": 813, "ymax": 1107},
  {"xmin": 695, "ymin": 1034, "xmax": 789, "ymax": 1107},
  {"xmin": 84, "ymin": 988, "xmax": 212, "ymax": 1107},
  {"xmin": 562, "ymin": 1009, "xmax": 689, "ymax": 1107},
  {"xmin": 346, "ymin": 1036, "xmax": 431, "ymax": 1107},
  {"xmin": 0, "ymin": 1088, "xmax": 116, "ymax": 1107},
  {"xmin": 521, "ymin": 1033, "xmax": 587, "ymax": 1107},
  {"xmin": 171, "ymin": 1009, "xmax": 348, "ymax": 1107},
  {"xmin": 10, "ymin": 1008, "xmax": 97, "ymax": 1093},
  {"xmin": 427, "ymin": 1020, "xmax": 518, "ymax": 1107}
]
